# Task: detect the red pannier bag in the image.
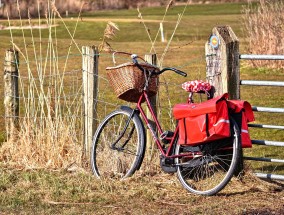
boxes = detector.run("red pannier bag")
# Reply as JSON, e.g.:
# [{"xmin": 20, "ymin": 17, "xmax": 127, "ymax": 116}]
[
  {"xmin": 227, "ymin": 100, "xmax": 255, "ymax": 148},
  {"xmin": 173, "ymin": 93, "xmax": 230, "ymax": 145}
]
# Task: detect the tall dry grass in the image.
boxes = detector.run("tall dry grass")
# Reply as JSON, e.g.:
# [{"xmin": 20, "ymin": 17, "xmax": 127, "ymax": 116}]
[
  {"xmin": 243, "ymin": 0, "xmax": 284, "ymax": 68},
  {"xmin": 137, "ymin": 0, "xmax": 190, "ymax": 67},
  {"xmin": 0, "ymin": 1, "xmax": 84, "ymax": 169}
]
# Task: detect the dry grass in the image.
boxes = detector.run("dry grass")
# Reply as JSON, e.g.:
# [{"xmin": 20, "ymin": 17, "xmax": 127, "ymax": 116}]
[
  {"xmin": 0, "ymin": 165, "xmax": 283, "ymax": 214},
  {"xmin": 0, "ymin": 1, "xmax": 84, "ymax": 169},
  {"xmin": 137, "ymin": 0, "xmax": 191, "ymax": 67},
  {"xmin": 243, "ymin": 0, "xmax": 284, "ymax": 68},
  {"xmin": 99, "ymin": 21, "xmax": 120, "ymax": 52},
  {"xmin": 0, "ymin": 119, "xmax": 81, "ymax": 168},
  {"xmin": 0, "ymin": 2, "xmax": 283, "ymax": 213}
]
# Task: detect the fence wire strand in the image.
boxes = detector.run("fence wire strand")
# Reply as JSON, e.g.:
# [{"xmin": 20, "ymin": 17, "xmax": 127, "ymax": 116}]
[{"xmin": 2, "ymin": 51, "xmax": 205, "ymax": 127}]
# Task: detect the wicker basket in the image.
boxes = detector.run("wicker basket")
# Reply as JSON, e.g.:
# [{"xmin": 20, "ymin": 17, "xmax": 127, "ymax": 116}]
[{"xmin": 106, "ymin": 62, "xmax": 159, "ymax": 103}]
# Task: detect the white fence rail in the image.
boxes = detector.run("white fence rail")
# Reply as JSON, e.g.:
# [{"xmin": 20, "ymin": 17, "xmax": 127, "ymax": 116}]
[{"xmin": 240, "ymin": 54, "xmax": 284, "ymax": 181}]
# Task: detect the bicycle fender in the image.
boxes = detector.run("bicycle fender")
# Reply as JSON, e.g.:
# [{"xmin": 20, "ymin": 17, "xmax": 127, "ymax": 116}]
[
  {"xmin": 120, "ymin": 105, "xmax": 140, "ymax": 114},
  {"xmin": 119, "ymin": 106, "xmax": 144, "ymax": 133},
  {"xmin": 120, "ymin": 105, "xmax": 134, "ymax": 113}
]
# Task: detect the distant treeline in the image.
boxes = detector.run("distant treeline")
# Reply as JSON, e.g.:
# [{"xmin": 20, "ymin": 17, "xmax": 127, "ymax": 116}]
[{"xmin": 0, "ymin": 0, "xmax": 249, "ymax": 18}]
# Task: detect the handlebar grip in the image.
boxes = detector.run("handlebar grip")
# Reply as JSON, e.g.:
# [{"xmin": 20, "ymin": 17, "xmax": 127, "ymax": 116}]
[
  {"xmin": 163, "ymin": 67, "xmax": 187, "ymax": 77},
  {"xmin": 172, "ymin": 68, "xmax": 187, "ymax": 77}
]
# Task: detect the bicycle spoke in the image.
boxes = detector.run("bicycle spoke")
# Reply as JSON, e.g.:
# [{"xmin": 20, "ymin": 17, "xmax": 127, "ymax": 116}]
[
  {"xmin": 91, "ymin": 109, "xmax": 145, "ymax": 179},
  {"xmin": 176, "ymin": 118, "xmax": 240, "ymax": 195}
]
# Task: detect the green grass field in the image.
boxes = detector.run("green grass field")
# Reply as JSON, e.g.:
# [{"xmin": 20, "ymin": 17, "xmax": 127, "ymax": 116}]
[{"xmin": 0, "ymin": 2, "xmax": 283, "ymax": 213}]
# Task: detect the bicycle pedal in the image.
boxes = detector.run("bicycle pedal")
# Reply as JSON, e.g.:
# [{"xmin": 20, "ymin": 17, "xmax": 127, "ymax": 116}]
[{"xmin": 160, "ymin": 156, "xmax": 177, "ymax": 174}]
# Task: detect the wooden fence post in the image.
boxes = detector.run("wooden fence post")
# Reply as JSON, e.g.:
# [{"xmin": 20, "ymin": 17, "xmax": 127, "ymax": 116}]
[
  {"xmin": 82, "ymin": 46, "xmax": 99, "ymax": 164},
  {"xmin": 205, "ymin": 26, "xmax": 240, "ymax": 99},
  {"xmin": 145, "ymin": 54, "xmax": 158, "ymax": 153},
  {"xmin": 4, "ymin": 49, "xmax": 19, "ymax": 140},
  {"xmin": 205, "ymin": 26, "xmax": 243, "ymax": 176}
]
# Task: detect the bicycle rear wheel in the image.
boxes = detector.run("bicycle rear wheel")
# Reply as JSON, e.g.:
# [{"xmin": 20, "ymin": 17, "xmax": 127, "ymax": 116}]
[
  {"xmin": 91, "ymin": 108, "xmax": 146, "ymax": 179},
  {"xmin": 175, "ymin": 118, "xmax": 241, "ymax": 196}
]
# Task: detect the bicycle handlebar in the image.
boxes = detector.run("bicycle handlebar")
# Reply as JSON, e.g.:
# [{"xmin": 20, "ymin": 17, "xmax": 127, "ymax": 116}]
[
  {"xmin": 131, "ymin": 54, "xmax": 187, "ymax": 77},
  {"xmin": 158, "ymin": 67, "xmax": 187, "ymax": 77}
]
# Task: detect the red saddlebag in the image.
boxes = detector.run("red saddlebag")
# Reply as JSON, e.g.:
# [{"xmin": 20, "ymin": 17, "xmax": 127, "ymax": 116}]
[
  {"xmin": 227, "ymin": 100, "xmax": 255, "ymax": 148},
  {"xmin": 173, "ymin": 94, "xmax": 230, "ymax": 145}
]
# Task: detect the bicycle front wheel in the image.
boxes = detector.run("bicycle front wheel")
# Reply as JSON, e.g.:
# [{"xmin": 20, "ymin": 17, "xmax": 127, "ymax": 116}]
[
  {"xmin": 91, "ymin": 108, "xmax": 146, "ymax": 179},
  {"xmin": 175, "ymin": 118, "xmax": 241, "ymax": 196}
]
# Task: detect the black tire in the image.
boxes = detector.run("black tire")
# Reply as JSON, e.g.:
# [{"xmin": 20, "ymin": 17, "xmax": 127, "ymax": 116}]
[
  {"xmin": 175, "ymin": 118, "xmax": 241, "ymax": 196},
  {"xmin": 91, "ymin": 108, "xmax": 146, "ymax": 179}
]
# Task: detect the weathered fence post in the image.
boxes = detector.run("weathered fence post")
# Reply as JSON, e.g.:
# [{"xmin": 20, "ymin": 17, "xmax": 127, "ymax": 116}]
[
  {"xmin": 205, "ymin": 26, "xmax": 240, "ymax": 99},
  {"xmin": 4, "ymin": 49, "xmax": 19, "ymax": 140},
  {"xmin": 82, "ymin": 46, "xmax": 98, "ymax": 164},
  {"xmin": 145, "ymin": 54, "xmax": 158, "ymax": 154},
  {"xmin": 205, "ymin": 26, "xmax": 243, "ymax": 175}
]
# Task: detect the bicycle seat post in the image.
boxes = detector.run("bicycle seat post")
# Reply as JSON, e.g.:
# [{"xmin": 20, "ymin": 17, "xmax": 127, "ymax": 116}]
[{"xmin": 188, "ymin": 92, "xmax": 194, "ymax": 104}]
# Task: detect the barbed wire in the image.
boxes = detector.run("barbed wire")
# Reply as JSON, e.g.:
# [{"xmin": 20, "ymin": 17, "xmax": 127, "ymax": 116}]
[
  {"xmin": 3, "ymin": 50, "xmax": 217, "ymax": 71},
  {"xmin": 0, "ymin": 105, "xmax": 144, "ymax": 120},
  {"xmin": 5, "ymin": 69, "xmax": 110, "ymax": 83},
  {"xmin": 3, "ymin": 54, "xmax": 82, "ymax": 66},
  {"xmin": 5, "ymin": 69, "xmax": 81, "ymax": 79},
  {"xmin": 2, "ymin": 92, "xmax": 83, "ymax": 100}
]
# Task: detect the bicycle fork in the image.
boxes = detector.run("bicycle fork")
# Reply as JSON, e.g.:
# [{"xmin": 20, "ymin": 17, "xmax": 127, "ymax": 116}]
[{"xmin": 110, "ymin": 109, "xmax": 139, "ymax": 151}]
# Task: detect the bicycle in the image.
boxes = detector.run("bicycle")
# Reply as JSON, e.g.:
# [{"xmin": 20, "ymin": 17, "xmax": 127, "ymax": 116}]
[{"xmin": 90, "ymin": 52, "xmax": 242, "ymax": 196}]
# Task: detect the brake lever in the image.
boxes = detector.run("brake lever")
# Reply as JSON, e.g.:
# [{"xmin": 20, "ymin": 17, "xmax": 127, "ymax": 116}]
[
  {"xmin": 131, "ymin": 54, "xmax": 138, "ymax": 64},
  {"xmin": 131, "ymin": 54, "xmax": 147, "ymax": 73}
]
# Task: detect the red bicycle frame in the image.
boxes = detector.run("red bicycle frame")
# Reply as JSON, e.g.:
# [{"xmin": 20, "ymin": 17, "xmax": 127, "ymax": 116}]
[{"xmin": 136, "ymin": 91, "xmax": 202, "ymax": 159}]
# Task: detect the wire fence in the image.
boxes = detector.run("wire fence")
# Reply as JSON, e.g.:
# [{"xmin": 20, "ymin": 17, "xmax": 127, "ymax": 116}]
[
  {"xmin": 1, "ymin": 47, "xmax": 207, "ymax": 168},
  {"xmin": 2, "ymin": 45, "xmax": 284, "ymax": 179}
]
